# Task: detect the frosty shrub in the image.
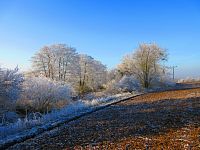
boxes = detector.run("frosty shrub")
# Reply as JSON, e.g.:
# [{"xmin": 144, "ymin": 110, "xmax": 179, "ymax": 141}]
[
  {"xmin": 116, "ymin": 75, "xmax": 141, "ymax": 92},
  {"xmin": 147, "ymin": 75, "xmax": 177, "ymax": 91},
  {"xmin": 0, "ymin": 67, "xmax": 23, "ymax": 108},
  {"xmin": 104, "ymin": 80, "xmax": 119, "ymax": 94},
  {"xmin": 20, "ymin": 77, "xmax": 74, "ymax": 112},
  {"xmin": 104, "ymin": 75, "xmax": 141, "ymax": 94}
]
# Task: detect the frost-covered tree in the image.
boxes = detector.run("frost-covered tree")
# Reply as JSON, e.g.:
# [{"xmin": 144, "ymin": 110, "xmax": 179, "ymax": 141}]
[
  {"xmin": 31, "ymin": 46, "xmax": 56, "ymax": 79},
  {"xmin": 54, "ymin": 44, "xmax": 79, "ymax": 82},
  {"xmin": 21, "ymin": 77, "xmax": 74, "ymax": 112},
  {"xmin": 107, "ymin": 69, "xmax": 122, "ymax": 83},
  {"xmin": 104, "ymin": 69, "xmax": 123, "ymax": 93},
  {"xmin": 77, "ymin": 54, "xmax": 107, "ymax": 94},
  {"xmin": 0, "ymin": 67, "xmax": 23, "ymax": 104},
  {"xmin": 31, "ymin": 44, "xmax": 79, "ymax": 81},
  {"xmin": 31, "ymin": 44, "xmax": 107, "ymax": 94},
  {"xmin": 118, "ymin": 43, "xmax": 168, "ymax": 88}
]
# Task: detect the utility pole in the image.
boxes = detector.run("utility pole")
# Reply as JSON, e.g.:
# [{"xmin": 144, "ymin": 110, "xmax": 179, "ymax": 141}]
[{"xmin": 171, "ymin": 66, "xmax": 177, "ymax": 80}]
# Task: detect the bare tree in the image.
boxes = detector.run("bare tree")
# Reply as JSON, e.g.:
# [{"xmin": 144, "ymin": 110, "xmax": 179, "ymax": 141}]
[
  {"xmin": 106, "ymin": 69, "xmax": 122, "ymax": 83},
  {"xmin": 77, "ymin": 54, "xmax": 107, "ymax": 94},
  {"xmin": 31, "ymin": 46, "xmax": 56, "ymax": 79},
  {"xmin": 118, "ymin": 43, "xmax": 168, "ymax": 88},
  {"xmin": 53, "ymin": 44, "xmax": 79, "ymax": 82},
  {"xmin": 31, "ymin": 44, "xmax": 79, "ymax": 81},
  {"xmin": 31, "ymin": 44, "xmax": 107, "ymax": 94}
]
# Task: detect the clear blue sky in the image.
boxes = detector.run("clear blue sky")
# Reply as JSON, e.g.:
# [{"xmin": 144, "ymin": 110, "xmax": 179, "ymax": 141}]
[{"xmin": 0, "ymin": 0, "xmax": 200, "ymax": 78}]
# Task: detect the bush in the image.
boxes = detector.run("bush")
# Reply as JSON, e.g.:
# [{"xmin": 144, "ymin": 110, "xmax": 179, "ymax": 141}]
[
  {"xmin": 20, "ymin": 77, "xmax": 74, "ymax": 113},
  {"xmin": 104, "ymin": 80, "xmax": 119, "ymax": 94},
  {"xmin": 77, "ymin": 85, "xmax": 93, "ymax": 96},
  {"xmin": 105, "ymin": 75, "xmax": 141, "ymax": 94},
  {"xmin": 148, "ymin": 75, "xmax": 176, "ymax": 91},
  {"xmin": 0, "ymin": 67, "xmax": 23, "ymax": 109},
  {"xmin": 117, "ymin": 75, "xmax": 141, "ymax": 92}
]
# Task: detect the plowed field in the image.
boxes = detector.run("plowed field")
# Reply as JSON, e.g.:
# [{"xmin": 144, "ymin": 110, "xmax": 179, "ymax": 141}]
[{"xmin": 9, "ymin": 88, "xmax": 200, "ymax": 150}]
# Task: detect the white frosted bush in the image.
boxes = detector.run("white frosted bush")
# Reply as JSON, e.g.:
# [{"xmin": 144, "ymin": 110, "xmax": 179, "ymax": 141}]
[
  {"xmin": 104, "ymin": 80, "xmax": 118, "ymax": 93},
  {"xmin": 0, "ymin": 67, "xmax": 23, "ymax": 102},
  {"xmin": 21, "ymin": 77, "xmax": 74, "ymax": 112},
  {"xmin": 117, "ymin": 75, "xmax": 141, "ymax": 92}
]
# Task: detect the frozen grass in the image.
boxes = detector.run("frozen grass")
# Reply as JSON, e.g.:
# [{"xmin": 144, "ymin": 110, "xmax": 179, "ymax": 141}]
[{"xmin": 0, "ymin": 93, "xmax": 133, "ymax": 145}]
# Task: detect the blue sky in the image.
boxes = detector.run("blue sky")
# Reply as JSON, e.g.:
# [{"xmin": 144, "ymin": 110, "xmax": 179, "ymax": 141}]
[{"xmin": 0, "ymin": 0, "xmax": 200, "ymax": 78}]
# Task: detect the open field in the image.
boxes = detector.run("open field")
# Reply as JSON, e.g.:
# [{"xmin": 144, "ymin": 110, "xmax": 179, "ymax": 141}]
[{"xmin": 8, "ymin": 88, "xmax": 200, "ymax": 150}]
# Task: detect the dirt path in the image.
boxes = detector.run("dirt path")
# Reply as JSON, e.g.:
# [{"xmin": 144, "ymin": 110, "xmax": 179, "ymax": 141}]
[{"xmin": 8, "ymin": 88, "xmax": 200, "ymax": 150}]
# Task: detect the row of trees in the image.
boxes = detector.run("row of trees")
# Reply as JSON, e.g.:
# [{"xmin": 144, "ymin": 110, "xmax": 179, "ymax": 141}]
[
  {"xmin": 30, "ymin": 44, "xmax": 107, "ymax": 94},
  {"xmin": 4, "ymin": 43, "xmax": 170, "ymax": 99},
  {"xmin": 0, "ymin": 43, "xmax": 172, "ymax": 114}
]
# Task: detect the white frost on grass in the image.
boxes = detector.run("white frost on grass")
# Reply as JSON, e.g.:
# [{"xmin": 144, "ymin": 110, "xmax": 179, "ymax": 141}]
[{"xmin": 0, "ymin": 93, "xmax": 133, "ymax": 145}]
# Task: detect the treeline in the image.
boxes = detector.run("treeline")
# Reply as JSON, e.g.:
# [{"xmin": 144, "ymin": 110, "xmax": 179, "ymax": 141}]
[
  {"xmin": 30, "ymin": 44, "xmax": 107, "ymax": 94},
  {"xmin": 0, "ymin": 43, "xmax": 174, "ymax": 117}
]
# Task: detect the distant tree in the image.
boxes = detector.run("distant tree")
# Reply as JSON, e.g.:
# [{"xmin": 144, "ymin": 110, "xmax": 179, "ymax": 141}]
[{"xmin": 118, "ymin": 43, "xmax": 168, "ymax": 88}]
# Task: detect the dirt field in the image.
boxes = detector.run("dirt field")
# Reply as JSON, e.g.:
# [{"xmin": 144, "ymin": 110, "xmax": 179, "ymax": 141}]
[{"xmin": 8, "ymin": 88, "xmax": 200, "ymax": 150}]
